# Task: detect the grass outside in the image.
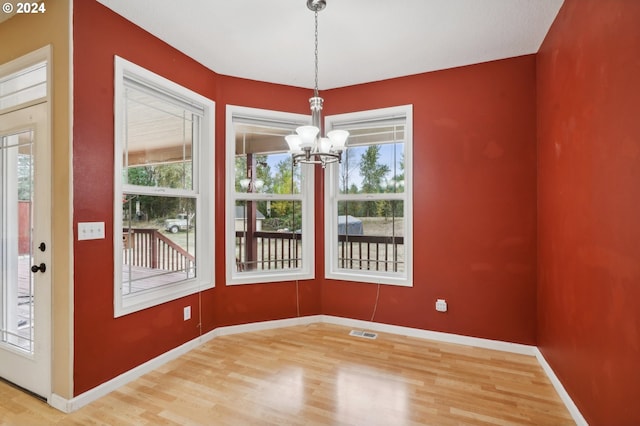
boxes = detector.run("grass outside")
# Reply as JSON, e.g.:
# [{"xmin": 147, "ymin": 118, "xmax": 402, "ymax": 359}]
[{"xmin": 358, "ymin": 217, "xmax": 404, "ymax": 237}]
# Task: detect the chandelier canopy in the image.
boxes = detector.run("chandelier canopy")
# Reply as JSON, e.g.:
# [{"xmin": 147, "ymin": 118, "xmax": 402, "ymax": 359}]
[{"xmin": 285, "ymin": 0, "xmax": 349, "ymax": 167}]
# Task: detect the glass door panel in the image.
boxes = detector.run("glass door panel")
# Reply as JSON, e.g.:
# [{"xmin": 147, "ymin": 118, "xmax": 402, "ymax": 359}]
[{"xmin": 1, "ymin": 130, "xmax": 34, "ymax": 353}]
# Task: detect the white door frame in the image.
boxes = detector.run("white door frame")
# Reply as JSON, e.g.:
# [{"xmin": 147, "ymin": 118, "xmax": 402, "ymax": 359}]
[{"xmin": 0, "ymin": 47, "xmax": 52, "ymax": 400}]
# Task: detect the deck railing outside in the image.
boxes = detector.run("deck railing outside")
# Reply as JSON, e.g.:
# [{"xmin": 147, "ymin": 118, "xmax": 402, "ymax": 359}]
[
  {"xmin": 122, "ymin": 228, "xmax": 403, "ymax": 274},
  {"xmin": 235, "ymin": 231, "xmax": 404, "ymax": 272},
  {"xmin": 123, "ymin": 228, "xmax": 194, "ymax": 273},
  {"xmin": 337, "ymin": 234, "xmax": 405, "ymax": 272},
  {"xmin": 235, "ymin": 231, "xmax": 302, "ymax": 271}
]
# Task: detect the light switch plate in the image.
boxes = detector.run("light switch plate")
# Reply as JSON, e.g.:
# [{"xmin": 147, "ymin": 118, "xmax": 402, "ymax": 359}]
[{"xmin": 78, "ymin": 222, "xmax": 105, "ymax": 240}]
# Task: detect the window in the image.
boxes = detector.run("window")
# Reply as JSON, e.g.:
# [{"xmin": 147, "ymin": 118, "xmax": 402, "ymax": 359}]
[
  {"xmin": 114, "ymin": 57, "xmax": 214, "ymax": 316},
  {"xmin": 226, "ymin": 106, "xmax": 314, "ymax": 285},
  {"xmin": 324, "ymin": 105, "xmax": 413, "ymax": 286}
]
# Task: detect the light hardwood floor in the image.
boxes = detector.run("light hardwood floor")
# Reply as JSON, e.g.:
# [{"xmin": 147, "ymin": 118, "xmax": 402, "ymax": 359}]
[{"xmin": 0, "ymin": 323, "xmax": 574, "ymax": 425}]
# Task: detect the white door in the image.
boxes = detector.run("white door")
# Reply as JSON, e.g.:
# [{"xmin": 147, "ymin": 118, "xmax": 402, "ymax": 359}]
[{"xmin": 0, "ymin": 102, "xmax": 51, "ymax": 399}]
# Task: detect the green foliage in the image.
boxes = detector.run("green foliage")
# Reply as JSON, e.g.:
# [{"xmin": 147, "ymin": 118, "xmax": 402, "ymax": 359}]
[
  {"xmin": 359, "ymin": 145, "xmax": 390, "ymax": 192},
  {"xmin": 234, "ymin": 154, "xmax": 302, "ymax": 230},
  {"xmin": 17, "ymin": 154, "xmax": 33, "ymax": 201},
  {"xmin": 262, "ymin": 211, "xmax": 301, "ymax": 232},
  {"xmin": 267, "ymin": 157, "xmax": 301, "ymax": 225},
  {"xmin": 377, "ymin": 200, "xmax": 392, "ymax": 219},
  {"xmin": 127, "ymin": 162, "xmax": 192, "ymax": 189},
  {"xmin": 359, "ymin": 145, "xmax": 390, "ymax": 217},
  {"xmin": 339, "ymin": 155, "xmax": 360, "ymax": 193},
  {"xmin": 338, "ymin": 144, "xmax": 407, "ymax": 219},
  {"xmin": 125, "ymin": 163, "xmax": 194, "ymax": 220},
  {"xmin": 272, "ymin": 158, "xmax": 293, "ymax": 194}
]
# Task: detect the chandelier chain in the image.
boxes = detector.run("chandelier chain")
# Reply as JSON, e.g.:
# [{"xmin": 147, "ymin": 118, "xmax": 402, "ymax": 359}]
[
  {"xmin": 286, "ymin": 0, "xmax": 348, "ymax": 167},
  {"xmin": 314, "ymin": 9, "xmax": 319, "ymax": 98}
]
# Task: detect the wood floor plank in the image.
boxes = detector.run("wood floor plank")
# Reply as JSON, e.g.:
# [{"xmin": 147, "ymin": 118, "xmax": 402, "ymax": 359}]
[{"xmin": 0, "ymin": 323, "xmax": 575, "ymax": 425}]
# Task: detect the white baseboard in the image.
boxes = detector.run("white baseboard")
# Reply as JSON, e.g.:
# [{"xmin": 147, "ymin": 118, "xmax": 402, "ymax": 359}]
[
  {"xmin": 212, "ymin": 315, "xmax": 322, "ymax": 337},
  {"xmin": 49, "ymin": 329, "xmax": 217, "ymax": 413},
  {"xmin": 320, "ymin": 315, "xmax": 537, "ymax": 355},
  {"xmin": 48, "ymin": 393, "xmax": 72, "ymax": 413},
  {"xmin": 534, "ymin": 348, "xmax": 588, "ymax": 425},
  {"xmin": 49, "ymin": 315, "xmax": 321, "ymax": 413},
  {"xmin": 51, "ymin": 314, "xmax": 586, "ymax": 425}
]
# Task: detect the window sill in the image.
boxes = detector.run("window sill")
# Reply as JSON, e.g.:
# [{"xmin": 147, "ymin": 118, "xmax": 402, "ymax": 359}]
[
  {"xmin": 227, "ymin": 270, "xmax": 314, "ymax": 286},
  {"xmin": 325, "ymin": 270, "xmax": 412, "ymax": 287},
  {"xmin": 115, "ymin": 279, "xmax": 214, "ymax": 317}
]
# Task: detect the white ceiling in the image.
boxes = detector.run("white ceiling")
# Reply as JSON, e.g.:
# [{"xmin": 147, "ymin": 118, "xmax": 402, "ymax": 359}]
[{"xmin": 96, "ymin": 0, "xmax": 564, "ymax": 90}]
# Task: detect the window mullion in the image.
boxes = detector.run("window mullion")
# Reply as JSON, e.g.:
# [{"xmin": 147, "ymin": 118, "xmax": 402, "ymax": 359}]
[{"xmin": 336, "ymin": 193, "xmax": 405, "ymax": 202}]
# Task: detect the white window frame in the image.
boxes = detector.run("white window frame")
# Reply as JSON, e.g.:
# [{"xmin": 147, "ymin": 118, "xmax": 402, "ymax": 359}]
[
  {"xmin": 324, "ymin": 105, "xmax": 413, "ymax": 287},
  {"xmin": 225, "ymin": 105, "xmax": 315, "ymax": 285},
  {"xmin": 113, "ymin": 56, "xmax": 215, "ymax": 317}
]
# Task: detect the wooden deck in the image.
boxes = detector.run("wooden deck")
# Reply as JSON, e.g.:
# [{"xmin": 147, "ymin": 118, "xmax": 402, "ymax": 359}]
[
  {"xmin": 122, "ymin": 264, "xmax": 195, "ymax": 295},
  {"xmin": 0, "ymin": 323, "xmax": 575, "ymax": 425},
  {"xmin": 3, "ymin": 256, "xmax": 34, "ymax": 351}
]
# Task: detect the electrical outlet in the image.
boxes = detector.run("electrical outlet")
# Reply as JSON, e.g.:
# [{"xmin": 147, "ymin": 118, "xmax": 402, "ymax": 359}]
[
  {"xmin": 78, "ymin": 222, "xmax": 105, "ymax": 240},
  {"xmin": 183, "ymin": 306, "xmax": 191, "ymax": 321},
  {"xmin": 435, "ymin": 299, "xmax": 448, "ymax": 312}
]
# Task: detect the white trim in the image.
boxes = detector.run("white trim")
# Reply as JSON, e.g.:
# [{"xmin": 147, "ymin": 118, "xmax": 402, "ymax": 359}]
[
  {"xmin": 324, "ymin": 104, "xmax": 413, "ymax": 287},
  {"xmin": 211, "ymin": 315, "xmax": 321, "ymax": 337},
  {"xmin": 112, "ymin": 56, "xmax": 215, "ymax": 317},
  {"xmin": 49, "ymin": 331, "xmax": 214, "ymax": 413},
  {"xmin": 0, "ymin": 46, "xmax": 50, "ymax": 115},
  {"xmin": 66, "ymin": 0, "xmax": 76, "ymax": 399},
  {"xmin": 50, "ymin": 315, "xmax": 321, "ymax": 413},
  {"xmin": 225, "ymin": 105, "xmax": 315, "ymax": 285},
  {"xmin": 49, "ymin": 315, "xmax": 587, "ymax": 425},
  {"xmin": 534, "ymin": 348, "xmax": 589, "ymax": 425},
  {"xmin": 0, "ymin": 47, "xmax": 50, "ymax": 77},
  {"xmin": 320, "ymin": 315, "xmax": 535, "ymax": 355}
]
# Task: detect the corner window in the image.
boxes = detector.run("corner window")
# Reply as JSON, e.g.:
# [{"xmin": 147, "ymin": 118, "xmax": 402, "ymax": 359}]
[
  {"xmin": 226, "ymin": 106, "xmax": 314, "ymax": 285},
  {"xmin": 114, "ymin": 57, "xmax": 214, "ymax": 316},
  {"xmin": 324, "ymin": 105, "xmax": 413, "ymax": 286}
]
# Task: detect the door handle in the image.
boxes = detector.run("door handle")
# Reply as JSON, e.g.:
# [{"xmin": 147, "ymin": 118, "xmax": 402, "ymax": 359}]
[
  {"xmin": 38, "ymin": 242, "xmax": 46, "ymax": 252},
  {"xmin": 31, "ymin": 263, "xmax": 46, "ymax": 273}
]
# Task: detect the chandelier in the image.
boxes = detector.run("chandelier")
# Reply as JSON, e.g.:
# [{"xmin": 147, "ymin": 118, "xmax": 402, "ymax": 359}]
[{"xmin": 285, "ymin": 0, "xmax": 349, "ymax": 167}]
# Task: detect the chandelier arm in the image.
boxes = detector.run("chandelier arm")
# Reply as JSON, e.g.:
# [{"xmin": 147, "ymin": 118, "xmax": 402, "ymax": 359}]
[{"xmin": 292, "ymin": 151, "xmax": 342, "ymax": 167}]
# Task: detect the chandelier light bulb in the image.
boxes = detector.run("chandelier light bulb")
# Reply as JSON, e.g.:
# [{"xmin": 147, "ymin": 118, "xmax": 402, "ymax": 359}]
[
  {"xmin": 296, "ymin": 125, "xmax": 320, "ymax": 149},
  {"xmin": 327, "ymin": 129, "xmax": 348, "ymax": 151},
  {"xmin": 285, "ymin": 134, "xmax": 303, "ymax": 153},
  {"xmin": 318, "ymin": 137, "xmax": 332, "ymax": 153}
]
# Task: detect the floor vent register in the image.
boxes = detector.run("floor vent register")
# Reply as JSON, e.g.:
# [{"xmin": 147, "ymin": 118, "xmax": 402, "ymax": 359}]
[{"xmin": 349, "ymin": 330, "xmax": 378, "ymax": 339}]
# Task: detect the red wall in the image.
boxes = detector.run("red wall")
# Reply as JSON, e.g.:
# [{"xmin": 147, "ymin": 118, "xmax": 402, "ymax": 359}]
[
  {"xmin": 72, "ymin": 0, "xmax": 321, "ymax": 395},
  {"xmin": 73, "ymin": 0, "xmax": 536, "ymax": 396},
  {"xmin": 537, "ymin": 1, "xmax": 640, "ymax": 425},
  {"xmin": 322, "ymin": 57, "xmax": 538, "ymax": 344},
  {"xmin": 72, "ymin": 0, "xmax": 216, "ymax": 394}
]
